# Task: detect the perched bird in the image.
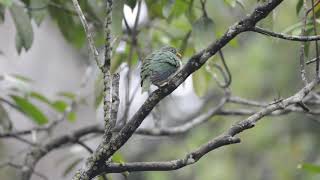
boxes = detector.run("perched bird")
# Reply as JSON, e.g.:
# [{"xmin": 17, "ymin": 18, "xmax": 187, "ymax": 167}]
[{"xmin": 140, "ymin": 46, "xmax": 182, "ymax": 92}]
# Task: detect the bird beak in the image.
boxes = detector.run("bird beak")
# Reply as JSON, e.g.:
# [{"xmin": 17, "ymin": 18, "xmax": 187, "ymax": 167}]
[{"xmin": 176, "ymin": 52, "xmax": 182, "ymax": 59}]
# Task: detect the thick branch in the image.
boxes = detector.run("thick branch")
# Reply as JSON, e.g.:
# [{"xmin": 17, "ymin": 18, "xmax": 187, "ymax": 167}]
[
  {"xmin": 102, "ymin": 0, "xmax": 114, "ymax": 139},
  {"xmin": 99, "ymin": 135, "xmax": 240, "ymax": 173}
]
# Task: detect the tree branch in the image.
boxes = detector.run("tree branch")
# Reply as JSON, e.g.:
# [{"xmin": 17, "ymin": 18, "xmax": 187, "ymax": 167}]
[
  {"xmin": 251, "ymin": 26, "xmax": 320, "ymax": 42},
  {"xmin": 92, "ymin": 79, "xmax": 319, "ymax": 175},
  {"xmin": 101, "ymin": 0, "xmax": 113, "ymax": 139},
  {"xmin": 73, "ymin": 1, "xmax": 285, "ymax": 179},
  {"xmin": 11, "ymin": 79, "xmax": 320, "ymax": 180}
]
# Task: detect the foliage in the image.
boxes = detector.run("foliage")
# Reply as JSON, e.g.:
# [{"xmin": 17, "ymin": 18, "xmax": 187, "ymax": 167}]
[
  {"xmin": 298, "ymin": 163, "xmax": 320, "ymax": 174},
  {"xmin": 1, "ymin": 0, "xmax": 320, "ymax": 180}
]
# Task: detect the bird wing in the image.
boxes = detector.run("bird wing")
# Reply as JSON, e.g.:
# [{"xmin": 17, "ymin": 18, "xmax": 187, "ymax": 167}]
[
  {"xmin": 140, "ymin": 52, "xmax": 156, "ymax": 91},
  {"xmin": 150, "ymin": 63, "xmax": 178, "ymax": 86},
  {"xmin": 140, "ymin": 50, "xmax": 180, "ymax": 90},
  {"xmin": 153, "ymin": 51, "xmax": 180, "ymax": 67}
]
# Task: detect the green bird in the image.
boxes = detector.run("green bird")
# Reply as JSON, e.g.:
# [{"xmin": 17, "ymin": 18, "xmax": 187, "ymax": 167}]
[{"xmin": 140, "ymin": 46, "xmax": 182, "ymax": 92}]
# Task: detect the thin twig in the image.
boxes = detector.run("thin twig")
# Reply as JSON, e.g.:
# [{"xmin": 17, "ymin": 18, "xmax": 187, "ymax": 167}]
[
  {"xmin": 0, "ymin": 97, "xmax": 21, "ymax": 111},
  {"xmin": 306, "ymin": 0, "xmax": 320, "ymax": 15},
  {"xmin": 306, "ymin": 56, "xmax": 320, "ymax": 65},
  {"xmin": 77, "ymin": 141, "xmax": 94, "ymax": 154},
  {"xmin": 179, "ymin": 30, "xmax": 192, "ymax": 57},
  {"xmin": 206, "ymin": 56, "xmax": 232, "ymax": 88},
  {"xmin": 71, "ymin": 0, "xmax": 102, "ymax": 69},
  {"xmin": 200, "ymin": 0, "xmax": 208, "ymax": 17},
  {"xmin": 228, "ymin": 96, "xmax": 268, "ymax": 107},
  {"xmin": 251, "ymin": 26, "xmax": 320, "ymax": 42}
]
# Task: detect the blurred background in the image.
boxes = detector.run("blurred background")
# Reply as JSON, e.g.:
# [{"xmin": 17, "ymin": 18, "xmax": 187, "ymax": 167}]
[{"xmin": 1, "ymin": 0, "xmax": 320, "ymax": 179}]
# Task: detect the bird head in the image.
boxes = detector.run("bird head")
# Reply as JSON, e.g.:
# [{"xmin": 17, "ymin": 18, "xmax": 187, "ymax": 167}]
[{"xmin": 160, "ymin": 46, "xmax": 182, "ymax": 59}]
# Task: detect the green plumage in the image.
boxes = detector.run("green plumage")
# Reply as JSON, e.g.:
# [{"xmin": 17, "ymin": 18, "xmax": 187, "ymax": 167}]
[{"xmin": 140, "ymin": 46, "xmax": 181, "ymax": 92}]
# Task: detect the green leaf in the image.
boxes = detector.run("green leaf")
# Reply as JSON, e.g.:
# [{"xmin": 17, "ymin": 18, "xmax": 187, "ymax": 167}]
[
  {"xmin": 224, "ymin": 0, "xmax": 236, "ymax": 7},
  {"xmin": 298, "ymin": 163, "xmax": 320, "ymax": 174},
  {"xmin": 192, "ymin": 67, "xmax": 211, "ymax": 97},
  {"xmin": 163, "ymin": 0, "xmax": 174, "ymax": 18},
  {"xmin": 48, "ymin": 0, "xmax": 85, "ymax": 48},
  {"xmin": 170, "ymin": 14, "xmax": 192, "ymax": 34},
  {"xmin": 11, "ymin": 95, "xmax": 48, "ymax": 125},
  {"xmin": 0, "ymin": 4, "xmax": 5, "ymax": 23},
  {"xmin": 62, "ymin": 158, "xmax": 83, "ymax": 177},
  {"xmin": 112, "ymin": 152, "xmax": 125, "ymax": 163},
  {"xmin": 185, "ymin": 0, "xmax": 196, "ymax": 23},
  {"xmin": 15, "ymin": 33, "xmax": 24, "ymax": 54},
  {"xmin": 10, "ymin": 74, "xmax": 34, "ymax": 83},
  {"xmin": 30, "ymin": 0, "xmax": 49, "ymax": 26},
  {"xmin": 10, "ymin": 3, "xmax": 34, "ymax": 54},
  {"xmin": 2, "ymin": 74, "xmax": 32, "ymax": 93},
  {"xmin": 145, "ymin": 0, "xmax": 166, "ymax": 18},
  {"xmin": 167, "ymin": 0, "xmax": 188, "ymax": 21},
  {"xmin": 192, "ymin": 16, "xmax": 215, "ymax": 51},
  {"xmin": 51, "ymin": 100, "xmax": 68, "ymax": 112},
  {"xmin": 0, "ymin": 103, "xmax": 12, "ymax": 132},
  {"xmin": 0, "ymin": 0, "xmax": 12, "ymax": 7},
  {"xmin": 29, "ymin": 91, "xmax": 77, "ymax": 122},
  {"xmin": 67, "ymin": 112, "xmax": 76, "ymax": 122},
  {"xmin": 112, "ymin": 0, "xmax": 124, "ymax": 37},
  {"xmin": 296, "ymin": 0, "xmax": 303, "ymax": 15},
  {"xmin": 29, "ymin": 91, "xmax": 51, "ymax": 105}
]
